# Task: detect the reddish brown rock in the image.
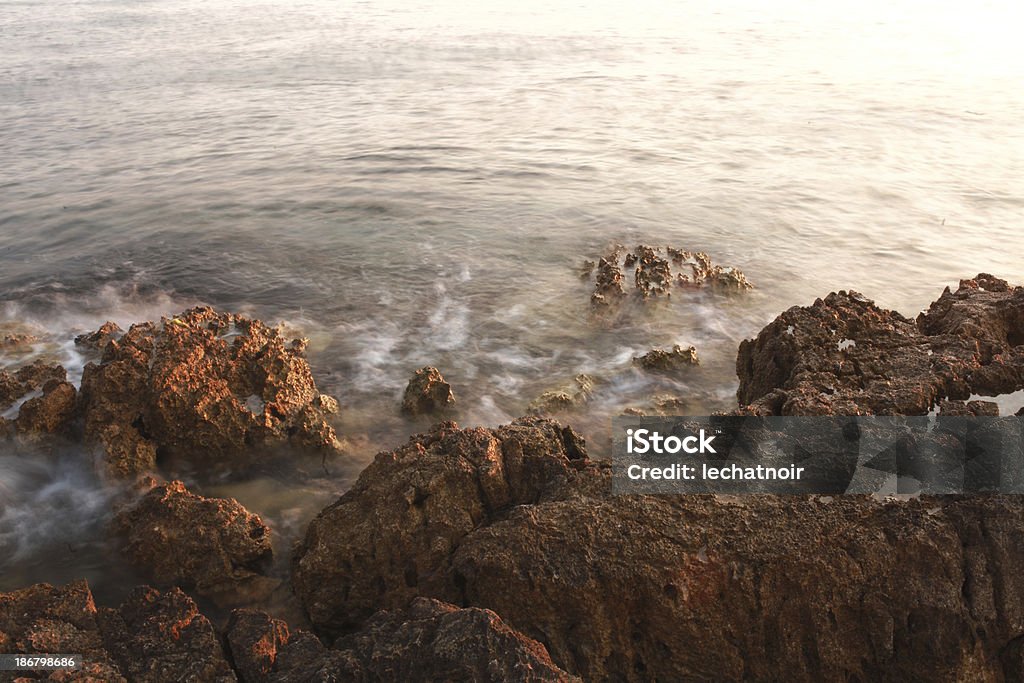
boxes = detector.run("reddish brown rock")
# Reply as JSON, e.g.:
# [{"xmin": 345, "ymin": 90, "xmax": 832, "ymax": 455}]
[
  {"xmin": 736, "ymin": 275, "xmax": 1024, "ymax": 415},
  {"xmin": 114, "ymin": 481, "xmax": 276, "ymax": 608},
  {"xmin": 15, "ymin": 380, "xmax": 77, "ymax": 436},
  {"xmin": 77, "ymin": 307, "xmax": 341, "ymax": 474},
  {"xmin": 0, "ymin": 362, "xmax": 66, "ymax": 412},
  {"xmin": 74, "ymin": 322, "xmax": 124, "ymax": 353},
  {"xmin": 401, "ymin": 366, "xmax": 455, "ymax": 416},
  {"xmin": 633, "ymin": 344, "xmax": 699, "ymax": 372},
  {"xmin": 292, "ymin": 418, "xmax": 1024, "ymax": 681},
  {"xmin": 225, "ymin": 599, "xmax": 577, "ymax": 683},
  {"xmin": 0, "ymin": 581, "xmax": 234, "ymax": 682}
]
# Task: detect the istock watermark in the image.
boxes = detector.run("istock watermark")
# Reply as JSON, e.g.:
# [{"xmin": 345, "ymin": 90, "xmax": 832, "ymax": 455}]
[{"xmin": 612, "ymin": 415, "xmax": 1024, "ymax": 495}]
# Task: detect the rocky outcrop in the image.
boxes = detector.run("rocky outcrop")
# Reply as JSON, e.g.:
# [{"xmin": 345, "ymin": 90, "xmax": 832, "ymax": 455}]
[
  {"xmin": 15, "ymin": 380, "xmax": 77, "ymax": 436},
  {"xmin": 633, "ymin": 344, "xmax": 699, "ymax": 372},
  {"xmin": 292, "ymin": 418, "xmax": 1024, "ymax": 681},
  {"xmin": 74, "ymin": 321, "xmax": 124, "ymax": 353},
  {"xmin": 587, "ymin": 244, "xmax": 752, "ymax": 309},
  {"xmin": 77, "ymin": 307, "xmax": 341, "ymax": 475},
  {"xmin": 226, "ymin": 598, "xmax": 578, "ymax": 682},
  {"xmin": 114, "ymin": 481, "xmax": 276, "ymax": 608},
  {"xmin": 0, "ymin": 361, "xmax": 66, "ymax": 412},
  {"xmin": 736, "ymin": 274, "xmax": 1024, "ymax": 415},
  {"xmin": 0, "ymin": 580, "xmax": 235, "ymax": 682},
  {"xmin": 527, "ymin": 374, "xmax": 596, "ymax": 415},
  {"xmin": 401, "ymin": 366, "xmax": 455, "ymax": 416}
]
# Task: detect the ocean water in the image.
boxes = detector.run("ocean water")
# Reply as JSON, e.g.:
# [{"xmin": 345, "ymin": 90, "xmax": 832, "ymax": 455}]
[{"xmin": 1, "ymin": 0, "xmax": 1022, "ymax": 595}]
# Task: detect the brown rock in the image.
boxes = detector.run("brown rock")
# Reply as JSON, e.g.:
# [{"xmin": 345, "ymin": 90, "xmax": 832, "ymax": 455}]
[
  {"xmin": 97, "ymin": 586, "xmax": 236, "ymax": 682},
  {"xmin": 292, "ymin": 419, "xmax": 1024, "ymax": 681},
  {"xmin": 77, "ymin": 307, "xmax": 341, "ymax": 474},
  {"xmin": 0, "ymin": 362, "xmax": 67, "ymax": 412},
  {"xmin": 401, "ymin": 366, "xmax": 455, "ymax": 416},
  {"xmin": 15, "ymin": 380, "xmax": 77, "ymax": 436},
  {"xmin": 527, "ymin": 374, "xmax": 595, "ymax": 415},
  {"xmin": 74, "ymin": 322, "xmax": 124, "ymax": 353},
  {"xmin": 225, "ymin": 599, "xmax": 577, "ymax": 683},
  {"xmin": 736, "ymin": 275, "xmax": 1024, "ymax": 415},
  {"xmin": 292, "ymin": 418, "xmax": 595, "ymax": 635},
  {"xmin": 114, "ymin": 481, "xmax": 275, "ymax": 607},
  {"xmin": 633, "ymin": 344, "xmax": 699, "ymax": 372}
]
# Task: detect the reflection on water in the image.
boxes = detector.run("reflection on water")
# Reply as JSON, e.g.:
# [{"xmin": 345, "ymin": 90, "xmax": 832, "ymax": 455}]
[{"xmin": 1, "ymin": 0, "xmax": 1022, "ymax": 596}]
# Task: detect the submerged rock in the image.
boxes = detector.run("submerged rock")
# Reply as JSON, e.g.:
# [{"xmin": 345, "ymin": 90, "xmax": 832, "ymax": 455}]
[
  {"xmin": 527, "ymin": 374, "xmax": 596, "ymax": 415},
  {"xmin": 114, "ymin": 480, "xmax": 276, "ymax": 608},
  {"xmin": 633, "ymin": 344, "xmax": 699, "ymax": 372},
  {"xmin": 292, "ymin": 418, "xmax": 1024, "ymax": 681},
  {"xmin": 77, "ymin": 306, "xmax": 342, "ymax": 475},
  {"xmin": 736, "ymin": 274, "xmax": 1024, "ymax": 415},
  {"xmin": 0, "ymin": 580, "xmax": 235, "ymax": 682},
  {"xmin": 226, "ymin": 598, "xmax": 577, "ymax": 683},
  {"xmin": 401, "ymin": 366, "xmax": 455, "ymax": 416}
]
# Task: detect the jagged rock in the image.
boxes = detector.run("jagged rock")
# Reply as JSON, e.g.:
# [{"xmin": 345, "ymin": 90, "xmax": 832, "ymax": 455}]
[
  {"xmin": 292, "ymin": 418, "xmax": 594, "ymax": 634},
  {"xmin": 226, "ymin": 599, "xmax": 577, "ymax": 683},
  {"xmin": 736, "ymin": 275, "xmax": 1024, "ymax": 415},
  {"xmin": 15, "ymin": 380, "xmax": 77, "ymax": 436},
  {"xmin": 586, "ymin": 244, "xmax": 751, "ymax": 309},
  {"xmin": 0, "ymin": 362, "xmax": 66, "ymax": 412},
  {"xmin": 74, "ymin": 321, "xmax": 124, "ymax": 353},
  {"xmin": 527, "ymin": 374, "xmax": 595, "ymax": 415},
  {"xmin": 633, "ymin": 344, "xmax": 699, "ymax": 372},
  {"xmin": 77, "ymin": 307, "xmax": 341, "ymax": 474},
  {"xmin": 0, "ymin": 580, "xmax": 234, "ymax": 682},
  {"xmin": 114, "ymin": 481, "xmax": 276, "ymax": 608},
  {"xmin": 97, "ymin": 422, "xmax": 158, "ymax": 478},
  {"xmin": 401, "ymin": 366, "xmax": 455, "ymax": 416},
  {"xmin": 293, "ymin": 420, "xmax": 1024, "ymax": 681}
]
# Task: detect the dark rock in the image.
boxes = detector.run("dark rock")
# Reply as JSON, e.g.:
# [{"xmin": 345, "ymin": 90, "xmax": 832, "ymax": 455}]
[
  {"xmin": 633, "ymin": 344, "xmax": 699, "ymax": 372},
  {"xmin": 586, "ymin": 244, "xmax": 751, "ymax": 309},
  {"xmin": 77, "ymin": 307, "xmax": 341, "ymax": 475},
  {"xmin": 74, "ymin": 321, "xmax": 124, "ymax": 353},
  {"xmin": 98, "ymin": 586, "xmax": 236, "ymax": 682},
  {"xmin": 15, "ymin": 380, "xmax": 77, "ymax": 436},
  {"xmin": 114, "ymin": 481, "xmax": 276, "ymax": 608},
  {"xmin": 225, "ymin": 599, "xmax": 577, "ymax": 683},
  {"xmin": 736, "ymin": 275, "xmax": 1024, "ymax": 415},
  {"xmin": 0, "ymin": 362, "xmax": 67, "ymax": 412},
  {"xmin": 0, "ymin": 580, "xmax": 234, "ymax": 682},
  {"xmin": 937, "ymin": 399, "xmax": 1001, "ymax": 417},
  {"xmin": 292, "ymin": 418, "xmax": 597, "ymax": 635},
  {"xmin": 293, "ymin": 419, "xmax": 1024, "ymax": 681},
  {"xmin": 401, "ymin": 366, "xmax": 455, "ymax": 416}
]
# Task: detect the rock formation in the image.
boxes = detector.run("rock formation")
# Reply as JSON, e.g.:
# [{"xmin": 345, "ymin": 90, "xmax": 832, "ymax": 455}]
[
  {"xmin": 401, "ymin": 366, "xmax": 455, "ymax": 415},
  {"xmin": 77, "ymin": 306, "xmax": 341, "ymax": 476},
  {"xmin": 633, "ymin": 344, "xmax": 700, "ymax": 372},
  {"xmin": 527, "ymin": 374, "xmax": 596, "ymax": 415},
  {"xmin": 226, "ymin": 598, "xmax": 578, "ymax": 682},
  {"xmin": 737, "ymin": 274, "xmax": 1024, "ymax": 415},
  {"xmin": 0, "ymin": 580, "xmax": 235, "ymax": 682},
  {"xmin": 114, "ymin": 481, "xmax": 277, "ymax": 608},
  {"xmin": 292, "ymin": 415, "xmax": 1024, "ymax": 681},
  {"xmin": 586, "ymin": 243, "xmax": 752, "ymax": 309}
]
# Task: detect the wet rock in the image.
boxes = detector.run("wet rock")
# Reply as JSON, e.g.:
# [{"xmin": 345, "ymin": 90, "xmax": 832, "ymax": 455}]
[
  {"xmin": 77, "ymin": 307, "xmax": 341, "ymax": 474},
  {"xmin": 633, "ymin": 344, "xmax": 699, "ymax": 372},
  {"xmin": 292, "ymin": 420, "xmax": 1024, "ymax": 681},
  {"xmin": 0, "ymin": 362, "xmax": 67, "ymax": 413},
  {"xmin": 226, "ymin": 598, "xmax": 577, "ymax": 683},
  {"xmin": 736, "ymin": 275, "xmax": 1024, "ymax": 415},
  {"xmin": 577, "ymin": 259, "xmax": 595, "ymax": 279},
  {"xmin": 98, "ymin": 586, "xmax": 237, "ymax": 682},
  {"xmin": 74, "ymin": 321, "xmax": 124, "ymax": 353},
  {"xmin": 586, "ymin": 244, "xmax": 752, "ymax": 308},
  {"xmin": 292, "ymin": 418, "xmax": 597, "ymax": 635},
  {"xmin": 527, "ymin": 374, "xmax": 595, "ymax": 415},
  {"xmin": 15, "ymin": 380, "xmax": 77, "ymax": 436},
  {"xmin": 114, "ymin": 481, "xmax": 276, "ymax": 608},
  {"xmin": 0, "ymin": 333, "xmax": 37, "ymax": 355},
  {"xmin": 0, "ymin": 580, "xmax": 234, "ymax": 683},
  {"xmin": 401, "ymin": 366, "xmax": 455, "ymax": 416}
]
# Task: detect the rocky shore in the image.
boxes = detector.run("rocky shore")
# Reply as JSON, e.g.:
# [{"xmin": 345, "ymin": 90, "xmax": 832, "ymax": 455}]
[{"xmin": 2, "ymin": 275, "xmax": 1024, "ymax": 681}]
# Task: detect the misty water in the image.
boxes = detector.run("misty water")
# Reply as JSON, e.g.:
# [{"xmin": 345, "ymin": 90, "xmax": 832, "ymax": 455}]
[{"xmin": 1, "ymin": 0, "xmax": 1022, "ymax": 599}]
